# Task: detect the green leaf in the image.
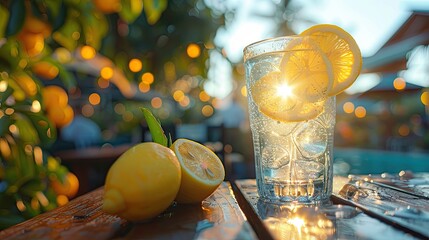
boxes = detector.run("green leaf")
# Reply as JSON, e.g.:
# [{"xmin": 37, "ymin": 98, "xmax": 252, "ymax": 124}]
[
  {"xmin": 45, "ymin": 0, "xmax": 67, "ymax": 31},
  {"xmin": 5, "ymin": 0, "xmax": 25, "ymax": 37},
  {"xmin": 0, "ymin": 115, "xmax": 12, "ymax": 136},
  {"xmin": 0, "ymin": 5, "xmax": 9, "ymax": 39},
  {"xmin": 143, "ymin": 0, "xmax": 167, "ymax": 25},
  {"xmin": 52, "ymin": 16, "xmax": 81, "ymax": 51},
  {"xmin": 141, "ymin": 108, "xmax": 168, "ymax": 147},
  {"xmin": 79, "ymin": 11, "xmax": 108, "ymax": 50},
  {"xmin": 14, "ymin": 117, "xmax": 40, "ymax": 144},
  {"xmin": 23, "ymin": 112, "xmax": 57, "ymax": 148},
  {"xmin": 119, "ymin": 0, "xmax": 144, "ymax": 23},
  {"xmin": 19, "ymin": 179, "xmax": 44, "ymax": 197}
]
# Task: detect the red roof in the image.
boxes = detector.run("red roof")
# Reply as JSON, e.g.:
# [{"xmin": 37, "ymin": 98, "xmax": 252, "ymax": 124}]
[{"xmin": 362, "ymin": 11, "xmax": 429, "ymax": 73}]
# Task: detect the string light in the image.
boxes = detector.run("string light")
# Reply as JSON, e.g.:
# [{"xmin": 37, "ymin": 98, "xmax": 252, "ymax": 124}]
[
  {"xmin": 173, "ymin": 90, "xmax": 185, "ymax": 102},
  {"xmin": 202, "ymin": 105, "xmax": 214, "ymax": 117},
  {"xmin": 141, "ymin": 72, "xmax": 154, "ymax": 84},
  {"xmin": 151, "ymin": 97, "xmax": 162, "ymax": 108},
  {"xmin": 343, "ymin": 102, "xmax": 355, "ymax": 114},
  {"xmin": 81, "ymin": 45, "xmax": 96, "ymax": 60},
  {"xmin": 129, "ymin": 58, "xmax": 142, "ymax": 72},
  {"xmin": 187, "ymin": 43, "xmax": 201, "ymax": 58},
  {"xmin": 421, "ymin": 91, "xmax": 429, "ymax": 106},
  {"xmin": 355, "ymin": 106, "xmax": 366, "ymax": 118},
  {"xmin": 100, "ymin": 67, "xmax": 114, "ymax": 79},
  {"xmin": 393, "ymin": 77, "xmax": 406, "ymax": 91},
  {"xmin": 89, "ymin": 93, "xmax": 101, "ymax": 105},
  {"xmin": 199, "ymin": 90, "xmax": 210, "ymax": 102}
]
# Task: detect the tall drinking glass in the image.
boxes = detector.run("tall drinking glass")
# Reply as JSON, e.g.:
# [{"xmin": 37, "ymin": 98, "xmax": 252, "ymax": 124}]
[{"xmin": 244, "ymin": 36, "xmax": 336, "ymax": 204}]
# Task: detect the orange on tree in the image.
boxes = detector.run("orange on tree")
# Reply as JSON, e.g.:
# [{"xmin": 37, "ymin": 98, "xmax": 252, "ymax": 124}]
[
  {"xmin": 42, "ymin": 85, "xmax": 68, "ymax": 110},
  {"xmin": 51, "ymin": 172, "xmax": 79, "ymax": 199},
  {"xmin": 47, "ymin": 104, "xmax": 74, "ymax": 128},
  {"xmin": 32, "ymin": 61, "xmax": 60, "ymax": 80},
  {"xmin": 17, "ymin": 31, "xmax": 45, "ymax": 57},
  {"xmin": 92, "ymin": 0, "xmax": 121, "ymax": 13},
  {"xmin": 13, "ymin": 72, "xmax": 38, "ymax": 97}
]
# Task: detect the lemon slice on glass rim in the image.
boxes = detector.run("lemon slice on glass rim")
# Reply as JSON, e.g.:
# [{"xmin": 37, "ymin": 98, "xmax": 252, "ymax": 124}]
[
  {"xmin": 301, "ymin": 24, "xmax": 362, "ymax": 96},
  {"xmin": 280, "ymin": 36, "xmax": 334, "ymax": 103}
]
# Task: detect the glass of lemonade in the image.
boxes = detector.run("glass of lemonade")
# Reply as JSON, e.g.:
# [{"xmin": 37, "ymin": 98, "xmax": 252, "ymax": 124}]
[{"xmin": 244, "ymin": 36, "xmax": 336, "ymax": 204}]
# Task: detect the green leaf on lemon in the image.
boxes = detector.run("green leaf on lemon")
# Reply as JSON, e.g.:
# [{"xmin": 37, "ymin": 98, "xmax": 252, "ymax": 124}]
[{"xmin": 141, "ymin": 108, "xmax": 168, "ymax": 147}]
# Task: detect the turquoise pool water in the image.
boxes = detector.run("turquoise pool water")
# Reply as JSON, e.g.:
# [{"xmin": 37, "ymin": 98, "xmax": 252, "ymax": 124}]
[{"xmin": 333, "ymin": 148, "xmax": 429, "ymax": 176}]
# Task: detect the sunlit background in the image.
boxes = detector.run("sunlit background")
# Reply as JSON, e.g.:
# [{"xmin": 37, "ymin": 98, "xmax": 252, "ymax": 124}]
[{"xmin": 1, "ymin": 0, "xmax": 429, "ymax": 228}]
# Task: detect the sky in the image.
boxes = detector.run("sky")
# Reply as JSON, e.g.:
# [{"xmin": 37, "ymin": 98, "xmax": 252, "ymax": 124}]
[{"xmin": 206, "ymin": 0, "xmax": 429, "ymax": 98}]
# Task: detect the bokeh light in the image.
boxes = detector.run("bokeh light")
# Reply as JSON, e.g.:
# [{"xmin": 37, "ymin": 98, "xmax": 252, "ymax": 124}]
[
  {"xmin": 129, "ymin": 58, "xmax": 142, "ymax": 72},
  {"xmin": 122, "ymin": 111, "xmax": 134, "ymax": 122},
  {"xmin": 398, "ymin": 124, "xmax": 410, "ymax": 136},
  {"xmin": 98, "ymin": 78, "xmax": 110, "ymax": 88},
  {"xmin": 393, "ymin": 77, "xmax": 406, "ymax": 90},
  {"xmin": 151, "ymin": 97, "xmax": 162, "ymax": 108},
  {"xmin": 355, "ymin": 106, "xmax": 366, "ymax": 118},
  {"xmin": 89, "ymin": 93, "xmax": 101, "ymax": 105},
  {"xmin": 199, "ymin": 90, "xmax": 210, "ymax": 102},
  {"xmin": 114, "ymin": 103, "xmax": 125, "ymax": 114},
  {"xmin": 187, "ymin": 43, "xmax": 201, "ymax": 58},
  {"xmin": 82, "ymin": 104, "xmax": 94, "ymax": 117},
  {"xmin": 31, "ymin": 100, "xmax": 41, "ymax": 113},
  {"xmin": 421, "ymin": 91, "xmax": 429, "ymax": 106},
  {"xmin": 202, "ymin": 105, "xmax": 214, "ymax": 117},
  {"xmin": 80, "ymin": 45, "xmax": 96, "ymax": 60},
  {"xmin": 343, "ymin": 102, "xmax": 355, "ymax": 114},
  {"xmin": 100, "ymin": 67, "xmax": 114, "ymax": 79},
  {"xmin": 179, "ymin": 96, "xmax": 190, "ymax": 107},
  {"xmin": 138, "ymin": 82, "xmax": 150, "ymax": 93},
  {"xmin": 141, "ymin": 72, "xmax": 154, "ymax": 85},
  {"xmin": 173, "ymin": 90, "xmax": 185, "ymax": 102}
]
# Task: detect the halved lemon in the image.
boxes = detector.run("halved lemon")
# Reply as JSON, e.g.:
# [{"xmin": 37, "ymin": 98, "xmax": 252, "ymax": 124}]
[
  {"xmin": 301, "ymin": 24, "xmax": 362, "ymax": 96},
  {"xmin": 171, "ymin": 138, "xmax": 225, "ymax": 204},
  {"xmin": 250, "ymin": 71, "xmax": 326, "ymax": 122},
  {"xmin": 280, "ymin": 37, "xmax": 334, "ymax": 103}
]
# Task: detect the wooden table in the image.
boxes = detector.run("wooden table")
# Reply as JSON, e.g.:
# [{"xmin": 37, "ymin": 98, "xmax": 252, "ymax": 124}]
[
  {"xmin": 0, "ymin": 182, "xmax": 257, "ymax": 240},
  {"xmin": 1, "ymin": 175, "xmax": 428, "ymax": 239}
]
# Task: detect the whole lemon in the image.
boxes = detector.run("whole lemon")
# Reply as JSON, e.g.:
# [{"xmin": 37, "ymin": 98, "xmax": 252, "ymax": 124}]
[{"xmin": 102, "ymin": 142, "xmax": 181, "ymax": 221}]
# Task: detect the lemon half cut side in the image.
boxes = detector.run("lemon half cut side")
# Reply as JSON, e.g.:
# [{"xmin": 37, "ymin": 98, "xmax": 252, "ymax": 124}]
[{"xmin": 171, "ymin": 138, "xmax": 225, "ymax": 204}]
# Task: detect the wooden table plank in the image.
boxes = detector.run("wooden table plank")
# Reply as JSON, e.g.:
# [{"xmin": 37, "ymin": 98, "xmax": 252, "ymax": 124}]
[
  {"xmin": 121, "ymin": 182, "xmax": 257, "ymax": 240},
  {"xmin": 234, "ymin": 179, "xmax": 420, "ymax": 240},
  {"xmin": 0, "ymin": 182, "xmax": 257, "ymax": 240},
  {"xmin": 0, "ymin": 188, "xmax": 127, "ymax": 240}
]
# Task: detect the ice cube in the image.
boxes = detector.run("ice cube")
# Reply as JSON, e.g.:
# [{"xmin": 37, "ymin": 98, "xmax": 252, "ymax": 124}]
[
  {"xmin": 293, "ymin": 120, "xmax": 328, "ymax": 159},
  {"xmin": 269, "ymin": 160, "xmax": 324, "ymax": 180},
  {"xmin": 262, "ymin": 144, "xmax": 290, "ymax": 169}
]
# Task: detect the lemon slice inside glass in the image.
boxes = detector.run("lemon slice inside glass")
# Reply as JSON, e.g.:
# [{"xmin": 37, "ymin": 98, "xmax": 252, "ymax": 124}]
[
  {"xmin": 250, "ymin": 71, "xmax": 297, "ymax": 113},
  {"xmin": 280, "ymin": 37, "xmax": 334, "ymax": 103},
  {"xmin": 301, "ymin": 24, "xmax": 362, "ymax": 96},
  {"xmin": 250, "ymin": 71, "xmax": 325, "ymax": 122},
  {"xmin": 171, "ymin": 138, "xmax": 225, "ymax": 204}
]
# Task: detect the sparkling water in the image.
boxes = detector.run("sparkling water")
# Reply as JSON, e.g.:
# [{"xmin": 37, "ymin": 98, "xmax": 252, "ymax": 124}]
[{"xmin": 245, "ymin": 51, "xmax": 336, "ymax": 204}]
